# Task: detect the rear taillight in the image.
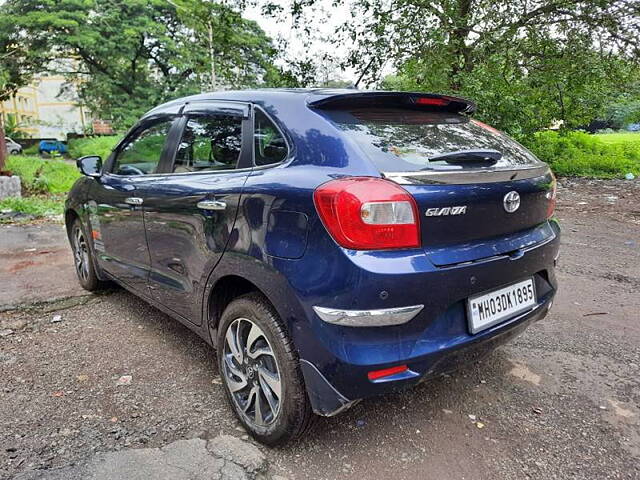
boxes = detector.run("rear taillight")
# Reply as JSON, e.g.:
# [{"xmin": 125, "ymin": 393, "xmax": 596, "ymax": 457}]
[
  {"xmin": 546, "ymin": 173, "xmax": 557, "ymax": 218},
  {"xmin": 314, "ymin": 177, "xmax": 420, "ymax": 250}
]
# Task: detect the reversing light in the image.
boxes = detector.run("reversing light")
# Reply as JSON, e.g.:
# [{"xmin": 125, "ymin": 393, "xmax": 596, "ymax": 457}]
[
  {"xmin": 314, "ymin": 177, "xmax": 420, "ymax": 250},
  {"xmin": 415, "ymin": 97, "xmax": 449, "ymax": 106},
  {"xmin": 368, "ymin": 365, "xmax": 409, "ymax": 381}
]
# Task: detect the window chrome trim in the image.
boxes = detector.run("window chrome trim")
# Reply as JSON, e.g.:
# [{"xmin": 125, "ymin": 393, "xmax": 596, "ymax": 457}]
[
  {"xmin": 383, "ymin": 165, "xmax": 550, "ymax": 185},
  {"xmin": 313, "ymin": 304, "xmax": 424, "ymax": 327}
]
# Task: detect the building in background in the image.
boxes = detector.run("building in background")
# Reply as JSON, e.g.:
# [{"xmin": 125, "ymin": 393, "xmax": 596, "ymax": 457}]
[
  {"xmin": 34, "ymin": 74, "xmax": 88, "ymax": 139},
  {"xmin": 0, "ymin": 85, "xmax": 40, "ymax": 137},
  {"xmin": 0, "ymin": 68, "xmax": 111, "ymax": 140}
]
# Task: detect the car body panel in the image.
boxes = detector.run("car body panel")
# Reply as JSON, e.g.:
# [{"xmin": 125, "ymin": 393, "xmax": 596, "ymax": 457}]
[
  {"xmin": 144, "ymin": 171, "xmax": 249, "ymax": 323},
  {"xmin": 88, "ymin": 174, "xmax": 158, "ymax": 293}
]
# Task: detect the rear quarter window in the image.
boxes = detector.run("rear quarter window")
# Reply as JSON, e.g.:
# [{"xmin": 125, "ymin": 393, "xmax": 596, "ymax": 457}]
[
  {"xmin": 323, "ymin": 109, "xmax": 540, "ymax": 172},
  {"xmin": 254, "ymin": 109, "xmax": 288, "ymax": 166}
]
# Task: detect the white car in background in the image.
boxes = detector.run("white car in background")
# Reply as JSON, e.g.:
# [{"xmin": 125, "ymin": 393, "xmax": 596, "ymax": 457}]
[{"xmin": 5, "ymin": 137, "xmax": 23, "ymax": 155}]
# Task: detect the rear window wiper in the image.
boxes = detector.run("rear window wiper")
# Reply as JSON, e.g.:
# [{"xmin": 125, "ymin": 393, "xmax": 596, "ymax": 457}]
[{"xmin": 424, "ymin": 149, "xmax": 502, "ymax": 168}]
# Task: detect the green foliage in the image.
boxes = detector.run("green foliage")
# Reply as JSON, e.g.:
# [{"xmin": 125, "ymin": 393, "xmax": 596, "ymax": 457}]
[
  {"xmin": 22, "ymin": 144, "xmax": 40, "ymax": 155},
  {"xmin": 68, "ymin": 136, "xmax": 120, "ymax": 161},
  {"xmin": 523, "ymin": 131, "xmax": 640, "ymax": 178},
  {"xmin": 382, "ymin": 39, "xmax": 637, "ymax": 137},
  {"xmin": 0, "ymin": 10, "xmax": 48, "ymax": 102},
  {"xmin": 0, "ymin": 0, "xmax": 286, "ymax": 129},
  {"xmin": 6, "ymin": 155, "xmax": 80, "ymax": 194},
  {"xmin": 0, "ymin": 195, "xmax": 64, "ymax": 219},
  {"xmin": 603, "ymin": 96, "xmax": 640, "ymax": 129},
  {"xmin": 2, "ymin": 114, "xmax": 29, "ymax": 138},
  {"xmin": 341, "ymin": 0, "xmax": 639, "ymax": 137},
  {"xmin": 593, "ymin": 132, "xmax": 640, "ymax": 147}
]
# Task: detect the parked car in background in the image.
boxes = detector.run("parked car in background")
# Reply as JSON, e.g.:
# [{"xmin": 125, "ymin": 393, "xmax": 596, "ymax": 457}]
[
  {"xmin": 65, "ymin": 89, "xmax": 560, "ymax": 445},
  {"xmin": 5, "ymin": 137, "xmax": 22, "ymax": 155},
  {"xmin": 39, "ymin": 139, "xmax": 68, "ymax": 155}
]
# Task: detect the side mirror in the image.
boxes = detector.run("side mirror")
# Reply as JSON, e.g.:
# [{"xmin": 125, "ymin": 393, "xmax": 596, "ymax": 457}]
[{"xmin": 77, "ymin": 155, "xmax": 102, "ymax": 178}]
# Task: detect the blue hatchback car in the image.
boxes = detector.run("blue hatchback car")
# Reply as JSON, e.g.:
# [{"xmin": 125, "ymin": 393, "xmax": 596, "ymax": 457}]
[
  {"xmin": 66, "ymin": 89, "xmax": 559, "ymax": 445},
  {"xmin": 39, "ymin": 139, "xmax": 68, "ymax": 155}
]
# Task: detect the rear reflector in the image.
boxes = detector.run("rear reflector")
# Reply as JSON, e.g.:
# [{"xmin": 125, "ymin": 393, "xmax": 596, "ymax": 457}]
[
  {"xmin": 368, "ymin": 365, "xmax": 409, "ymax": 381},
  {"xmin": 314, "ymin": 177, "xmax": 420, "ymax": 250}
]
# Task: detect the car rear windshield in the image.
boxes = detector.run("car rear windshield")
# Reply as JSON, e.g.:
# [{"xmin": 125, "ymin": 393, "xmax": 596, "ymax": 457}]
[{"xmin": 323, "ymin": 109, "xmax": 540, "ymax": 172}]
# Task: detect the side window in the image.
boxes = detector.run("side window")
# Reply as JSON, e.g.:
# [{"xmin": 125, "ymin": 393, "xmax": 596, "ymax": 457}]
[
  {"xmin": 112, "ymin": 120, "xmax": 172, "ymax": 175},
  {"xmin": 254, "ymin": 109, "xmax": 287, "ymax": 166},
  {"xmin": 173, "ymin": 115, "xmax": 242, "ymax": 173}
]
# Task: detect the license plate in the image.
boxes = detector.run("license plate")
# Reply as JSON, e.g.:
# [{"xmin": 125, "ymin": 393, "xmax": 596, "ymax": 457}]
[{"xmin": 467, "ymin": 278, "xmax": 537, "ymax": 334}]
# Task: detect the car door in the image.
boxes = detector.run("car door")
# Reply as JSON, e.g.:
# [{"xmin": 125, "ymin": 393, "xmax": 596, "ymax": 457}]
[
  {"xmin": 143, "ymin": 102, "xmax": 253, "ymax": 324},
  {"xmin": 88, "ymin": 117, "xmax": 176, "ymax": 293}
]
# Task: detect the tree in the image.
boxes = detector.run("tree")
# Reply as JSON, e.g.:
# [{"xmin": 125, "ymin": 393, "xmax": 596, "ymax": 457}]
[
  {"xmin": 171, "ymin": 0, "xmax": 283, "ymax": 91},
  {"xmin": 0, "ymin": 11, "xmax": 50, "ymax": 172},
  {"xmin": 324, "ymin": 0, "xmax": 640, "ymax": 135},
  {"xmin": 0, "ymin": 0, "xmax": 283, "ymax": 129}
]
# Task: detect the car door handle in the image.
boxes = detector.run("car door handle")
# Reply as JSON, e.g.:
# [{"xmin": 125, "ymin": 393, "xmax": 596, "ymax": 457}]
[
  {"xmin": 125, "ymin": 197, "xmax": 143, "ymax": 206},
  {"xmin": 197, "ymin": 200, "xmax": 227, "ymax": 211}
]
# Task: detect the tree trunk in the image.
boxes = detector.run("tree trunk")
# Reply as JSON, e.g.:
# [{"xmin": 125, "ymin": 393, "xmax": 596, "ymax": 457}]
[
  {"xmin": 448, "ymin": 0, "xmax": 473, "ymax": 91},
  {"xmin": 208, "ymin": 21, "xmax": 216, "ymax": 91}
]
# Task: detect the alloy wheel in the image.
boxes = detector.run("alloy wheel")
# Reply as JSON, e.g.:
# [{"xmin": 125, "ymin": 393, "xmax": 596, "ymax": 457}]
[{"xmin": 222, "ymin": 317, "xmax": 282, "ymax": 427}]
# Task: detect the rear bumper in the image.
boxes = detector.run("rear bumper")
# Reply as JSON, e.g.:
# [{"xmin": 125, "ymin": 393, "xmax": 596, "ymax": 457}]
[
  {"xmin": 302, "ymin": 293, "xmax": 554, "ymax": 415},
  {"xmin": 290, "ymin": 220, "xmax": 560, "ymax": 416}
]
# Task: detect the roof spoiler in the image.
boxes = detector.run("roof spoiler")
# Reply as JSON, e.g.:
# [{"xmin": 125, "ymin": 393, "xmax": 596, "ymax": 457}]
[{"xmin": 307, "ymin": 91, "xmax": 476, "ymax": 114}]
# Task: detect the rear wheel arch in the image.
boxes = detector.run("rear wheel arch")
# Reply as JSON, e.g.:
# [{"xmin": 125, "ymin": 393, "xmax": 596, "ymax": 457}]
[
  {"xmin": 202, "ymin": 261, "xmax": 309, "ymax": 348},
  {"xmin": 206, "ymin": 275, "xmax": 265, "ymax": 342}
]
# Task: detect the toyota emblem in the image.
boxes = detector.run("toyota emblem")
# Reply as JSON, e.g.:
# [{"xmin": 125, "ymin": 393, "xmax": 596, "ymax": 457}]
[{"xmin": 503, "ymin": 191, "xmax": 520, "ymax": 213}]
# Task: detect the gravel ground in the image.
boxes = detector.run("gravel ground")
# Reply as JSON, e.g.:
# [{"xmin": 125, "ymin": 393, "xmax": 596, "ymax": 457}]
[{"xmin": 1, "ymin": 178, "xmax": 639, "ymax": 479}]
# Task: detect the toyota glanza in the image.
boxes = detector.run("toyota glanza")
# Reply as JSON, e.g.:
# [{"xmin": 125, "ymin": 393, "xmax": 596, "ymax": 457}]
[{"xmin": 66, "ymin": 89, "xmax": 560, "ymax": 445}]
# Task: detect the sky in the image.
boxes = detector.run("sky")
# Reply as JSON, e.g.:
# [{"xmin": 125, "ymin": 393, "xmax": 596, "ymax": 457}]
[{"xmin": 243, "ymin": 0, "xmax": 362, "ymax": 83}]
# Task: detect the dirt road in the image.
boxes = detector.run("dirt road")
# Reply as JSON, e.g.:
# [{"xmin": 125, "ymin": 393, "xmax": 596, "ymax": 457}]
[{"xmin": 1, "ymin": 178, "xmax": 639, "ymax": 479}]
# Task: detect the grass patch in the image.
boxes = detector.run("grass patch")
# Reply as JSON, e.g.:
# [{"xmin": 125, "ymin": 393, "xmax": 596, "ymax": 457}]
[
  {"xmin": 0, "ymin": 195, "xmax": 65, "ymax": 219},
  {"xmin": 593, "ymin": 131, "xmax": 640, "ymax": 147},
  {"xmin": 6, "ymin": 155, "xmax": 80, "ymax": 194},
  {"xmin": 68, "ymin": 135, "xmax": 120, "ymax": 161},
  {"xmin": 524, "ymin": 131, "xmax": 640, "ymax": 178}
]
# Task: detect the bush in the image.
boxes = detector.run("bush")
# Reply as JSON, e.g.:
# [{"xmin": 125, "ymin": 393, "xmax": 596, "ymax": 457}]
[
  {"xmin": 68, "ymin": 135, "xmax": 120, "ymax": 161},
  {"xmin": 22, "ymin": 144, "xmax": 40, "ymax": 155},
  {"xmin": 6, "ymin": 155, "xmax": 80, "ymax": 194},
  {"xmin": 523, "ymin": 131, "xmax": 640, "ymax": 178}
]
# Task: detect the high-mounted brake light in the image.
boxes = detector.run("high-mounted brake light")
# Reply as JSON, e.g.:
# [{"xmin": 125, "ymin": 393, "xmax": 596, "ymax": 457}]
[
  {"xmin": 314, "ymin": 177, "xmax": 420, "ymax": 250},
  {"xmin": 415, "ymin": 97, "xmax": 449, "ymax": 106},
  {"xmin": 546, "ymin": 172, "xmax": 557, "ymax": 218}
]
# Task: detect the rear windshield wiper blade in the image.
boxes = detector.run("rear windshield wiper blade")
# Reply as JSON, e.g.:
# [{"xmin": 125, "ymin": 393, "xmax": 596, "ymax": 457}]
[{"xmin": 425, "ymin": 149, "xmax": 502, "ymax": 167}]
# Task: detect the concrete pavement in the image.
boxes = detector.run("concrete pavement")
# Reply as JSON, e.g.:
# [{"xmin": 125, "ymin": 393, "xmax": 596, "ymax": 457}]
[
  {"xmin": 13, "ymin": 436, "xmax": 275, "ymax": 480},
  {"xmin": 0, "ymin": 223, "xmax": 87, "ymax": 309}
]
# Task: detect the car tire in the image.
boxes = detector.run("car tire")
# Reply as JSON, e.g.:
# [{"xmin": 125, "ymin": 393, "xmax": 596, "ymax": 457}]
[
  {"xmin": 216, "ymin": 292, "xmax": 314, "ymax": 446},
  {"xmin": 70, "ymin": 218, "xmax": 104, "ymax": 292}
]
